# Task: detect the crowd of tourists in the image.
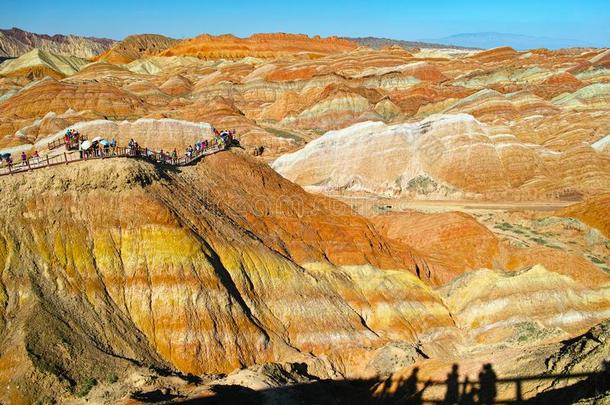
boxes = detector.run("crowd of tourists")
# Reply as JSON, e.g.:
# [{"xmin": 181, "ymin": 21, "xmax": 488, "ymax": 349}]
[
  {"xmin": 1, "ymin": 149, "xmax": 41, "ymax": 169},
  {"xmin": 0, "ymin": 127, "xmax": 236, "ymax": 173},
  {"xmin": 64, "ymin": 128, "xmax": 82, "ymax": 149}
]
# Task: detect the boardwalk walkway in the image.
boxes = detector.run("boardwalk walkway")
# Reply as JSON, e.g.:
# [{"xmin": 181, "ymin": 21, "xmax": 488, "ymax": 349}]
[{"xmin": 0, "ymin": 142, "xmax": 228, "ymax": 177}]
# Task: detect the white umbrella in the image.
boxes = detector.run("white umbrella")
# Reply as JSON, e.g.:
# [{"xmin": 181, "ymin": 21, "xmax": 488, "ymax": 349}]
[
  {"xmin": 81, "ymin": 140, "xmax": 92, "ymax": 150},
  {"xmin": 91, "ymin": 136, "xmax": 103, "ymax": 142}
]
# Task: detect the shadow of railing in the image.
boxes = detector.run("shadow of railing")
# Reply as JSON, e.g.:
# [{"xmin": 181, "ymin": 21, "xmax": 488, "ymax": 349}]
[{"xmin": 164, "ymin": 361, "xmax": 610, "ymax": 405}]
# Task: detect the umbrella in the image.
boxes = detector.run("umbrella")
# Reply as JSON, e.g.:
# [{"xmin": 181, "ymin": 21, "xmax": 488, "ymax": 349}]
[
  {"xmin": 81, "ymin": 140, "xmax": 92, "ymax": 150},
  {"xmin": 91, "ymin": 136, "xmax": 103, "ymax": 142},
  {"xmin": 1, "ymin": 153, "xmax": 10, "ymax": 159},
  {"xmin": 99, "ymin": 139, "xmax": 110, "ymax": 146}
]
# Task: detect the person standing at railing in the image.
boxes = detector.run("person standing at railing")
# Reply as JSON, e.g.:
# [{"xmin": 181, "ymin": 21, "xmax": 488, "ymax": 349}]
[
  {"xmin": 171, "ymin": 149, "xmax": 177, "ymax": 164},
  {"xmin": 110, "ymin": 137, "xmax": 117, "ymax": 155},
  {"xmin": 20, "ymin": 151, "xmax": 27, "ymax": 167}
]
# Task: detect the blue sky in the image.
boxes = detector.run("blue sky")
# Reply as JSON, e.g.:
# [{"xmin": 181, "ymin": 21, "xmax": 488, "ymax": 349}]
[{"xmin": 2, "ymin": 0, "xmax": 609, "ymax": 46}]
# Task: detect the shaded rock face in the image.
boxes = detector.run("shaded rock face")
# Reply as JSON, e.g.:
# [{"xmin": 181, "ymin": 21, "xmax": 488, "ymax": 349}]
[
  {"xmin": 0, "ymin": 27, "xmax": 114, "ymax": 58},
  {"xmin": 0, "ymin": 152, "xmax": 460, "ymax": 402},
  {"xmin": 272, "ymin": 114, "xmax": 610, "ymax": 199}
]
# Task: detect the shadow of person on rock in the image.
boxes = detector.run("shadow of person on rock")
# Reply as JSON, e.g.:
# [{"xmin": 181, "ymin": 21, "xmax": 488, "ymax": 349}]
[
  {"xmin": 478, "ymin": 363, "xmax": 497, "ymax": 405},
  {"xmin": 443, "ymin": 363, "xmax": 460, "ymax": 404},
  {"xmin": 391, "ymin": 367, "xmax": 433, "ymax": 405},
  {"xmin": 458, "ymin": 376, "xmax": 478, "ymax": 405},
  {"xmin": 394, "ymin": 367, "xmax": 419, "ymax": 402}
]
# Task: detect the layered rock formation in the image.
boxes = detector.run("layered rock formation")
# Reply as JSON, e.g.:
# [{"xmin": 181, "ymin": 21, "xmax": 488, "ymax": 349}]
[
  {"xmin": 1, "ymin": 35, "xmax": 608, "ymax": 163},
  {"xmin": 0, "ymin": 77, "xmax": 147, "ymax": 120},
  {"xmin": 0, "ymin": 27, "xmax": 609, "ymax": 404},
  {"xmin": 0, "ymin": 151, "xmax": 461, "ymax": 403},
  {"xmin": 559, "ymin": 194, "xmax": 610, "ymax": 237},
  {"xmin": 272, "ymin": 114, "xmax": 610, "ymax": 199},
  {"xmin": 0, "ymin": 27, "xmax": 114, "ymax": 58},
  {"xmin": 41, "ymin": 118, "xmax": 212, "ymax": 151},
  {"xmin": 1, "ymin": 151, "xmax": 608, "ymax": 403},
  {"xmin": 0, "ymin": 48, "xmax": 89, "ymax": 79},
  {"xmin": 95, "ymin": 34, "xmax": 179, "ymax": 64},
  {"xmin": 159, "ymin": 33, "xmax": 357, "ymax": 59}
]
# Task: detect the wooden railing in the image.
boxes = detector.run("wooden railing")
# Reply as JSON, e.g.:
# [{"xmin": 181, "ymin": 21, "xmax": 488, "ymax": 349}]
[
  {"xmin": 47, "ymin": 136, "xmax": 87, "ymax": 151},
  {"xmin": 0, "ymin": 142, "xmax": 228, "ymax": 177}
]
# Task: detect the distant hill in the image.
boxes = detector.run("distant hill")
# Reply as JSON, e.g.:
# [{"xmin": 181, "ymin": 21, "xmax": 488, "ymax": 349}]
[
  {"xmin": 94, "ymin": 34, "xmax": 179, "ymax": 64},
  {"xmin": 0, "ymin": 27, "xmax": 115, "ymax": 58},
  {"xmin": 345, "ymin": 36, "xmax": 479, "ymax": 50},
  {"xmin": 425, "ymin": 32, "xmax": 598, "ymax": 51},
  {"xmin": 0, "ymin": 48, "xmax": 89, "ymax": 79},
  {"xmin": 159, "ymin": 33, "xmax": 357, "ymax": 60}
]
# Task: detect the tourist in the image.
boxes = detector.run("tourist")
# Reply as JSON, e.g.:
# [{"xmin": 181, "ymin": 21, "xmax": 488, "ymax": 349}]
[
  {"xmin": 110, "ymin": 137, "xmax": 117, "ymax": 155},
  {"xmin": 171, "ymin": 149, "xmax": 177, "ymax": 164},
  {"xmin": 31, "ymin": 150, "xmax": 40, "ymax": 165},
  {"xmin": 21, "ymin": 151, "xmax": 27, "ymax": 166}
]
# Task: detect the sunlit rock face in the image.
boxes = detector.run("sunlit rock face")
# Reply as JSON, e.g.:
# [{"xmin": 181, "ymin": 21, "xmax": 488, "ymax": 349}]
[
  {"xmin": 272, "ymin": 113, "xmax": 610, "ymax": 199},
  {"xmin": 559, "ymin": 193, "xmax": 610, "ymax": 237},
  {"xmin": 159, "ymin": 33, "xmax": 358, "ymax": 59},
  {"xmin": 374, "ymin": 209, "xmax": 608, "ymax": 279},
  {"xmin": 33, "ymin": 118, "xmax": 213, "ymax": 151},
  {"xmin": 0, "ymin": 151, "xmax": 463, "ymax": 402},
  {"xmin": 0, "ymin": 49, "xmax": 89, "ymax": 79},
  {"xmin": 441, "ymin": 265, "xmax": 610, "ymax": 342},
  {"xmin": 0, "ymin": 77, "xmax": 147, "ymax": 120},
  {"xmin": 0, "ymin": 29, "xmax": 609, "ymax": 403},
  {"xmin": 3, "ymin": 152, "xmax": 606, "ymax": 403},
  {"xmin": 2, "ymin": 41, "xmax": 610, "ymax": 161},
  {"xmin": 94, "ymin": 34, "xmax": 179, "ymax": 64},
  {"xmin": 0, "ymin": 27, "xmax": 114, "ymax": 58}
]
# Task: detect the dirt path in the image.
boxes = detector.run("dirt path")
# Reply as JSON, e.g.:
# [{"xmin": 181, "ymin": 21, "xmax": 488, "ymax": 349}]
[{"xmin": 327, "ymin": 194, "xmax": 576, "ymax": 217}]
